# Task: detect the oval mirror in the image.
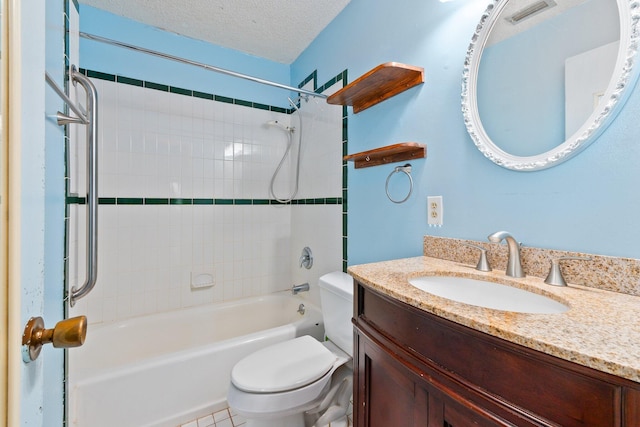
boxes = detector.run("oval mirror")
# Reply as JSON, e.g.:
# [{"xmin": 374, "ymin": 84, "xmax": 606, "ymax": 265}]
[{"xmin": 462, "ymin": 0, "xmax": 640, "ymax": 171}]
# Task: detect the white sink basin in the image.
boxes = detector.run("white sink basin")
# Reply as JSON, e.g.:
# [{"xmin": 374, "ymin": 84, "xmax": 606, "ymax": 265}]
[{"xmin": 408, "ymin": 276, "xmax": 568, "ymax": 314}]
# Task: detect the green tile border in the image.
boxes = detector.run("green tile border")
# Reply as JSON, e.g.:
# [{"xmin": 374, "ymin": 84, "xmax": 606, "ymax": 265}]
[
  {"xmin": 145, "ymin": 81, "xmax": 169, "ymax": 92},
  {"xmin": 193, "ymin": 90, "xmax": 214, "ymax": 100},
  {"xmin": 99, "ymin": 197, "xmax": 116, "ymax": 205},
  {"xmin": 85, "ymin": 69, "xmax": 115, "ymax": 82},
  {"xmin": 67, "ymin": 197, "xmax": 343, "ymax": 206},
  {"xmin": 79, "ymin": 68, "xmax": 296, "ymax": 114},
  {"xmin": 117, "ymin": 75, "xmax": 143, "ymax": 87},
  {"xmin": 145, "ymin": 198, "xmax": 169, "ymax": 205},
  {"xmin": 170, "ymin": 86, "xmax": 192, "ymax": 96},
  {"xmin": 117, "ymin": 197, "xmax": 144, "ymax": 205},
  {"xmin": 193, "ymin": 199, "xmax": 214, "ymax": 205}
]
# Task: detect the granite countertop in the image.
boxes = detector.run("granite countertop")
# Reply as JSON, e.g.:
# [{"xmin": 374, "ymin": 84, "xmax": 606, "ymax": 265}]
[{"xmin": 348, "ymin": 256, "xmax": 640, "ymax": 383}]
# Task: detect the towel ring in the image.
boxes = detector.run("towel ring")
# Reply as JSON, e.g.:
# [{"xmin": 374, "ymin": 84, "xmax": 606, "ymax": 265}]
[{"xmin": 385, "ymin": 163, "xmax": 413, "ymax": 204}]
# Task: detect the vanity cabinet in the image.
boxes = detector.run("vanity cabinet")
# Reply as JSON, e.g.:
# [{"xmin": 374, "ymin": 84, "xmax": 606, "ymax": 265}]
[{"xmin": 353, "ymin": 281, "xmax": 640, "ymax": 427}]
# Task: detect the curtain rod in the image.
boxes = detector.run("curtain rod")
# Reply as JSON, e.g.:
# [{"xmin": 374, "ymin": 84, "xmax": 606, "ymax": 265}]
[{"xmin": 79, "ymin": 32, "xmax": 327, "ymax": 99}]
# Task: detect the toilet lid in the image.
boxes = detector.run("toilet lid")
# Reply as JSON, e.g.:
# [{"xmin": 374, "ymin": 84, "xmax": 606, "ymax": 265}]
[{"xmin": 231, "ymin": 336, "xmax": 337, "ymax": 393}]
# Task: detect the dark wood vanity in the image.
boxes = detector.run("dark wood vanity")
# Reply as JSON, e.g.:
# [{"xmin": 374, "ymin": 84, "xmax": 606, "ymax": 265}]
[{"xmin": 353, "ymin": 280, "xmax": 640, "ymax": 427}]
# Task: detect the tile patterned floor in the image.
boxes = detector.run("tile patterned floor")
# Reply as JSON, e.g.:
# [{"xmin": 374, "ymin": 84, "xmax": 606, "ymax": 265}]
[
  {"xmin": 179, "ymin": 408, "xmax": 243, "ymax": 427},
  {"xmin": 178, "ymin": 403, "xmax": 353, "ymax": 427}
]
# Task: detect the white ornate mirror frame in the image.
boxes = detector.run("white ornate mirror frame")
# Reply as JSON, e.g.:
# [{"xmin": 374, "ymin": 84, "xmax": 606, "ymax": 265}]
[{"xmin": 462, "ymin": 0, "xmax": 640, "ymax": 171}]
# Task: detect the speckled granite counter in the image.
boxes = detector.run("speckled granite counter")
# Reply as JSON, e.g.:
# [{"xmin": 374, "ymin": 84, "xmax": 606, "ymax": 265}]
[{"xmin": 348, "ymin": 255, "xmax": 640, "ymax": 383}]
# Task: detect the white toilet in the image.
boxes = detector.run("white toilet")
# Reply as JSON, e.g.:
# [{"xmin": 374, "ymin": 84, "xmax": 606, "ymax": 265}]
[{"xmin": 227, "ymin": 271, "xmax": 354, "ymax": 427}]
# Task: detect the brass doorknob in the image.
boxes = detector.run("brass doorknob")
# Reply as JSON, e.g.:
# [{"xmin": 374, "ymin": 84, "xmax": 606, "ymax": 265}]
[{"xmin": 22, "ymin": 315, "xmax": 87, "ymax": 363}]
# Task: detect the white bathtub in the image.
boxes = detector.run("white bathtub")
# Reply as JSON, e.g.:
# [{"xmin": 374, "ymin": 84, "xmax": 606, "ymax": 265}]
[{"xmin": 68, "ymin": 293, "xmax": 324, "ymax": 427}]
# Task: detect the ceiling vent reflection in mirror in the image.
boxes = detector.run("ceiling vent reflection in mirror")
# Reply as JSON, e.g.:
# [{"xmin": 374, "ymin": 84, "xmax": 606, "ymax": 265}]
[{"xmin": 507, "ymin": 0, "xmax": 557, "ymax": 24}]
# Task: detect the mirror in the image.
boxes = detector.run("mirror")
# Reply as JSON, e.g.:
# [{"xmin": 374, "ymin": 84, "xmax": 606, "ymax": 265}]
[{"xmin": 462, "ymin": 0, "xmax": 640, "ymax": 171}]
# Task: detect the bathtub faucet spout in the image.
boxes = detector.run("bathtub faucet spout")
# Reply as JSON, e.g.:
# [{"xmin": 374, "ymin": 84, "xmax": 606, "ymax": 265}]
[{"xmin": 291, "ymin": 282, "xmax": 310, "ymax": 295}]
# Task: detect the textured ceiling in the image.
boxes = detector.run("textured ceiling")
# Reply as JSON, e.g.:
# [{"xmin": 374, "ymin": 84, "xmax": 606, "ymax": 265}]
[{"xmin": 78, "ymin": 0, "xmax": 351, "ymax": 64}]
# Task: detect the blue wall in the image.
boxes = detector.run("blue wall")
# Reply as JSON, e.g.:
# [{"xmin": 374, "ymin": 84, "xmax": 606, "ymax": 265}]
[
  {"xmin": 80, "ymin": 6, "xmax": 292, "ymax": 108},
  {"xmin": 292, "ymin": 0, "xmax": 640, "ymax": 263},
  {"xmin": 82, "ymin": 0, "xmax": 640, "ymax": 265}
]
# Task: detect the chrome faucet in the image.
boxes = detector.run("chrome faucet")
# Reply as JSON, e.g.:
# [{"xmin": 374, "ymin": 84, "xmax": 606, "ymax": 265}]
[
  {"xmin": 291, "ymin": 282, "xmax": 310, "ymax": 295},
  {"xmin": 487, "ymin": 231, "xmax": 525, "ymax": 278}
]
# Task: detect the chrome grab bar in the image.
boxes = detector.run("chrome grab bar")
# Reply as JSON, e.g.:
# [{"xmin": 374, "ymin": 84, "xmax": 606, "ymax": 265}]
[
  {"xmin": 46, "ymin": 67, "xmax": 99, "ymax": 306},
  {"xmin": 69, "ymin": 67, "xmax": 99, "ymax": 306}
]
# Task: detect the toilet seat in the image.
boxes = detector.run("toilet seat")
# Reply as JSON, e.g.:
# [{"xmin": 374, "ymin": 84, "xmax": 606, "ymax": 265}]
[
  {"xmin": 231, "ymin": 335, "xmax": 337, "ymax": 393},
  {"xmin": 227, "ymin": 339, "xmax": 351, "ymax": 420}
]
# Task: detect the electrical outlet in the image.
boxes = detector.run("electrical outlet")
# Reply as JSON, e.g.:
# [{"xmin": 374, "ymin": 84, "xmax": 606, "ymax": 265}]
[{"xmin": 427, "ymin": 196, "xmax": 443, "ymax": 226}]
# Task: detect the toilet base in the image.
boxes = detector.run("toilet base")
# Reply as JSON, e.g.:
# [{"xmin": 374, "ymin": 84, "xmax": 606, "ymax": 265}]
[{"xmin": 245, "ymin": 413, "xmax": 305, "ymax": 427}]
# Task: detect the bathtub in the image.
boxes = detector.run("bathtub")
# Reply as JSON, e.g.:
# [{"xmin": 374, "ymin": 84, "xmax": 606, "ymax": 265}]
[{"xmin": 68, "ymin": 293, "xmax": 324, "ymax": 427}]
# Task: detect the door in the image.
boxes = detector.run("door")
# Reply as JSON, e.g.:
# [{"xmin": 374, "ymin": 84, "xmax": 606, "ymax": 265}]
[
  {"xmin": 5, "ymin": 1, "xmax": 68, "ymax": 426},
  {"xmin": 0, "ymin": 0, "xmax": 7, "ymax": 424}
]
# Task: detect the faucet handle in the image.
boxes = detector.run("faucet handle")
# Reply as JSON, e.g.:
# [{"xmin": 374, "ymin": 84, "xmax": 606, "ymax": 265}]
[
  {"xmin": 544, "ymin": 256, "xmax": 591, "ymax": 287},
  {"xmin": 299, "ymin": 246, "xmax": 313, "ymax": 269},
  {"xmin": 463, "ymin": 243, "xmax": 492, "ymax": 272}
]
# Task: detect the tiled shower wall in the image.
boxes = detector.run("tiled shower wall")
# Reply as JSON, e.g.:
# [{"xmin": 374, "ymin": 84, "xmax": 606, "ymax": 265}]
[{"xmin": 68, "ymin": 71, "xmax": 345, "ymax": 324}]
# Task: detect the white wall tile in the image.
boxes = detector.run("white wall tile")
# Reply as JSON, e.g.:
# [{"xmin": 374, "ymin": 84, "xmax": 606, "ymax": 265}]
[{"xmin": 71, "ymin": 78, "xmax": 341, "ymax": 325}]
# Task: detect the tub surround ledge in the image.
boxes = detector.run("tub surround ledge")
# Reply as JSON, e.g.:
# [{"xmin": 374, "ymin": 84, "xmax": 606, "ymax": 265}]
[{"xmin": 348, "ymin": 253, "xmax": 640, "ymax": 384}]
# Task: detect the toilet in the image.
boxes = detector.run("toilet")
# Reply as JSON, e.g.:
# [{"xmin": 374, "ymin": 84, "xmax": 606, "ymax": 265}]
[{"xmin": 227, "ymin": 271, "xmax": 354, "ymax": 427}]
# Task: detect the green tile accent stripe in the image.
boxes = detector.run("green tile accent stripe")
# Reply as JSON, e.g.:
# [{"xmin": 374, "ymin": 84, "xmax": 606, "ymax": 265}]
[
  {"xmin": 117, "ymin": 76, "xmax": 143, "ymax": 87},
  {"xmin": 170, "ymin": 198, "xmax": 192, "ymax": 205},
  {"xmin": 117, "ymin": 197, "xmax": 144, "ymax": 205},
  {"xmin": 193, "ymin": 91, "xmax": 214, "ymax": 100},
  {"xmin": 79, "ymin": 68, "xmax": 296, "ymax": 114},
  {"xmin": 145, "ymin": 198, "xmax": 169, "ymax": 205},
  {"xmin": 299, "ymin": 70, "xmax": 317, "ymax": 90},
  {"xmin": 67, "ymin": 197, "xmax": 343, "ymax": 206},
  {"xmin": 67, "ymin": 195, "xmax": 86, "ymax": 204},
  {"xmin": 234, "ymin": 99, "xmax": 253, "ymax": 108},
  {"xmin": 170, "ymin": 86, "xmax": 192, "ymax": 96},
  {"xmin": 271, "ymin": 106, "xmax": 288, "ymax": 114},
  {"xmin": 145, "ymin": 81, "xmax": 169, "ymax": 92},
  {"xmin": 99, "ymin": 197, "xmax": 116, "ymax": 205},
  {"xmin": 85, "ymin": 70, "xmax": 115, "ymax": 82},
  {"xmin": 214, "ymin": 95, "xmax": 234, "ymax": 104}
]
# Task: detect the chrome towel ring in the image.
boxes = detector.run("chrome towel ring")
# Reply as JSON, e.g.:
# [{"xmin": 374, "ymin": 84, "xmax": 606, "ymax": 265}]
[{"xmin": 385, "ymin": 163, "xmax": 413, "ymax": 204}]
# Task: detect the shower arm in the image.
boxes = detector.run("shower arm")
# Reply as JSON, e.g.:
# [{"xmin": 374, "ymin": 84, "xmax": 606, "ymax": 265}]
[
  {"xmin": 47, "ymin": 67, "xmax": 100, "ymax": 306},
  {"xmin": 79, "ymin": 32, "xmax": 327, "ymax": 101}
]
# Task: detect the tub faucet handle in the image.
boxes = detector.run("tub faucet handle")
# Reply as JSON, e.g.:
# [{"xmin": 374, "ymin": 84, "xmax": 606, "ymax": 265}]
[
  {"xmin": 299, "ymin": 246, "xmax": 313, "ymax": 269},
  {"xmin": 544, "ymin": 256, "xmax": 592, "ymax": 287},
  {"xmin": 463, "ymin": 243, "xmax": 492, "ymax": 272}
]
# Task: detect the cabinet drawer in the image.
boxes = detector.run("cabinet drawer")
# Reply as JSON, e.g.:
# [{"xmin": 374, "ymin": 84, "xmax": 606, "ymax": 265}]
[{"xmin": 357, "ymin": 282, "xmax": 626, "ymax": 427}]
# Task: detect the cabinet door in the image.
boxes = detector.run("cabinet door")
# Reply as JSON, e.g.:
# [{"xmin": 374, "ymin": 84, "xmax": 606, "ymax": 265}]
[
  {"xmin": 356, "ymin": 336, "xmax": 429, "ymax": 427},
  {"xmin": 435, "ymin": 392, "xmax": 514, "ymax": 427}
]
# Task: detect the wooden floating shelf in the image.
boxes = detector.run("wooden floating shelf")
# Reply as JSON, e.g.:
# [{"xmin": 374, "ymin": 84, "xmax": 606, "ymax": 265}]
[
  {"xmin": 327, "ymin": 62, "xmax": 424, "ymax": 113},
  {"xmin": 344, "ymin": 143, "xmax": 426, "ymax": 169}
]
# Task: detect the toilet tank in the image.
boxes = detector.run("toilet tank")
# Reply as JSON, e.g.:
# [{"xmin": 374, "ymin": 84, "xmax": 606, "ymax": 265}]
[{"xmin": 318, "ymin": 271, "xmax": 354, "ymax": 356}]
